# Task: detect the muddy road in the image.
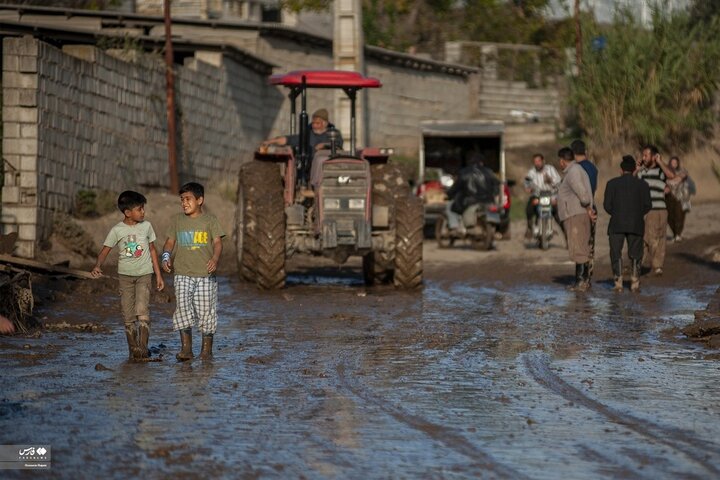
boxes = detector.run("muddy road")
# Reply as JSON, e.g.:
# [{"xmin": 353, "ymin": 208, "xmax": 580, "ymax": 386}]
[{"xmin": 2, "ymin": 213, "xmax": 720, "ymax": 478}]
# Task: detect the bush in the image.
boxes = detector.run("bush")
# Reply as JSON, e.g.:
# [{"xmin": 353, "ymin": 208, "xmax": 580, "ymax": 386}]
[{"xmin": 571, "ymin": 6, "xmax": 720, "ymax": 150}]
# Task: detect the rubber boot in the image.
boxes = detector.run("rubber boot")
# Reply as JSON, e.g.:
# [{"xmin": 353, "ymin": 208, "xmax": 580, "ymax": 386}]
[
  {"xmin": 570, "ymin": 263, "xmax": 584, "ymax": 291},
  {"xmin": 582, "ymin": 262, "xmax": 592, "ymax": 291},
  {"xmin": 176, "ymin": 328, "xmax": 194, "ymax": 362},
  {"xmin": 199, "ymin": 333, "xmax": 214, "ymax": 360},
  {"xmin": 124, "ymin": 323, "xmax": 142, "ymax": 361},
  {"xmin": 630, "ymin": 259, "xmax": 641, "ymax": 292},
  {"xmin": 571, "ymin": 263, "xmax": 590, "ymax": 292},
  {"xmin": 612, "ymin": 260, "xmax": 623, "ymax": 292},
  {"xmin": 137, "ymin": 321, "xmax": 150, "ymax": 359}
]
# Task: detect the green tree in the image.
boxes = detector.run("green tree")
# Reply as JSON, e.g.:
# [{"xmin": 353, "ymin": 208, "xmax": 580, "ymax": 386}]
[{"xmin": 571, "ymin": 7, "xmax": 720, "ymax": 150}]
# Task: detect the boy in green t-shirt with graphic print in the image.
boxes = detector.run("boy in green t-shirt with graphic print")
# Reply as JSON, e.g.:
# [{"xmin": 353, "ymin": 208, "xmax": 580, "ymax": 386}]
[
  {"xmin": 91, "ymin": 190, "xmax": 165, "ymax": 361},
  {"xmin": 161, "ymin": 182, "xmax": 225, "ymax": 361}
]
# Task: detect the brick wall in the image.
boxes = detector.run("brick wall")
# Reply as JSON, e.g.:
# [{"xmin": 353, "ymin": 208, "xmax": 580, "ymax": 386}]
[
  {"xmin": 1, "ymin": 34, "xmax": 476, "ymax": 258},
  {"xmin": 1, "ymin": 36, "xmax": 270, "ymax": 257}
]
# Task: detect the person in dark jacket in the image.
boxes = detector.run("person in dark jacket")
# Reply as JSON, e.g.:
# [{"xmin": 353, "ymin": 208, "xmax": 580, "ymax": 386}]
[
  {"xmin": 603, "ymin": 155, "xmax": 652, "ymax": 292},
  {"xmin": 446, "ymin": 154, "xmax": 500, "ymax": 232}
]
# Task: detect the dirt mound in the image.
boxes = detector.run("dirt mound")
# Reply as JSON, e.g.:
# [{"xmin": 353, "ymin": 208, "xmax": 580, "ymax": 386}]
[{"xmin": 682, "ymin": 287, "xmax": 720, "ymax": 348}]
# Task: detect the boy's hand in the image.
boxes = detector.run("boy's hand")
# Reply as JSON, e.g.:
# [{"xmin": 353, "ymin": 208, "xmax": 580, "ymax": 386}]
[
  {"xmin": 162, "ymin": 259, "xmax": 172, "ymax": 273},
  {"xmin": 207, "ymin": 257, "xmax": 218, "ymax": 274},
  {"xmin": 90, "ymin": 266, "xmax": 103, "ymax": 278},
  {"xmin": 156, "ymin": 276, "xmax": 165, "ymax": 291}
]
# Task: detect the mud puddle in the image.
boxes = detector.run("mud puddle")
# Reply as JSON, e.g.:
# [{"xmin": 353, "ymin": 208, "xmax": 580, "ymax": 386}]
[{"xmin": 1, "ymin": 259, "xmax": 720, "ymax": 478}]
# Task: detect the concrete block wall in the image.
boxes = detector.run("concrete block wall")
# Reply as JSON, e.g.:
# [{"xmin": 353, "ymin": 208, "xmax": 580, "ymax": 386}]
[
  {"xmin": 366, "ymin": 62, "xmax": 472, "ymax": 156},
  {"xmin": 1, "ymin": 36, "xmax": 270, "ymax": 257},
  {"xmin": 1, "ymin": 36, "xmax": 41, "ymax": 258}
]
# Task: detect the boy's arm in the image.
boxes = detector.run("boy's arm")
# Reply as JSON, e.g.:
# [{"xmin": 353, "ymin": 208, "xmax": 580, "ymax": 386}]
[
  {"xmin": 161, "ymin": 238, "xmax": 176, "ymax": 273},
  {"xmin": 149, "ymin": 242, "xmax": 165, "ymax": 291},
  {"xmin": 91, "ymin": 246, "xmax": 113, "ymax": 278},
  {"xmin": 206, "ymin": 236, "xmax": 223, "ymax": 274}
]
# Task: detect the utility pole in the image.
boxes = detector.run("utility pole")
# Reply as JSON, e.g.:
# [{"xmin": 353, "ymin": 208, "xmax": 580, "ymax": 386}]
[
  {"xmin": 164, "ymin": 0, "xmax": 179, "ymax": 194},
  {"xmin": 333, "ymin": 0, "xmax": 365, "ymax": 148},
  {"xmin": 574, "ymin": 0, "xmax": 582, "ymax": 74}
]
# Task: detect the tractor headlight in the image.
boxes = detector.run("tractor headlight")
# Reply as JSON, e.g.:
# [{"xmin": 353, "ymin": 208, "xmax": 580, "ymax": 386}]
[
  {"xmin": 324, "ymin": 198, "xmax": 341, "ymax": 210},
  {"xmin": 349, "ymin": 198, "xmax": 365, "ymax": 210},
  {"xmin": 539, "ymin": 196, "xmax": 551, "ymax": 206}
]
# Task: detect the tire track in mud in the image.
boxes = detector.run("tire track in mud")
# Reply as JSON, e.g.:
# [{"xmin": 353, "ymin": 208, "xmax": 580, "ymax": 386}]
[
  {"xmin": 336, "ymin": 363, "xmax": 529, "ymax": 480},
  {"xmin": 523, "ymin": 351, "xmax": 720, "ymax": 476}
]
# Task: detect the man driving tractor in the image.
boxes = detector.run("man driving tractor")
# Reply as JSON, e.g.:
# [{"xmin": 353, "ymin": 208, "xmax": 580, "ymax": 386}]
[{"xmin": 262, "ymin": 108, "xmax": 343, "ymax": 155}]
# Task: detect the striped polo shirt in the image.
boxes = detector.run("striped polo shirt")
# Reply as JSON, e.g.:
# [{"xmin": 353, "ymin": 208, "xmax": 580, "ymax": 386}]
[{"xmin": 637, "ymin": 166, "xmax": 667, "ymax": 210}]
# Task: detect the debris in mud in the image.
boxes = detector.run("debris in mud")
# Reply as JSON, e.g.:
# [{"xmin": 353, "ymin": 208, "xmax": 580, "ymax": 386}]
[
  {"xmin": 94, "ymin": 363, "xmax": 113, "ymax": 371},
  {"xmin": 681, "ymin": 287, "xmax": 720, "ymax": 350},
  {"xmin": 45, "ymin": 321, "xmax": 109, "ymax": 333},
  {"xmin": 0, "ymin": 268, "xmax": 35, "ymax": 333}
]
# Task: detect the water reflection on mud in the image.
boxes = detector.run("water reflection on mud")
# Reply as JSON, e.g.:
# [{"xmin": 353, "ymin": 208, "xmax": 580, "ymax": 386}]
[{"xmin": 1, "ymin": 273, "xmax": 719, "ymax": 478}]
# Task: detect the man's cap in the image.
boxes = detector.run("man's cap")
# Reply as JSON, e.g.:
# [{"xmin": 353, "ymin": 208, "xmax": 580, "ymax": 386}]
[
  {"xmin": 621, "ymin": 155, "xmax": 636, "ymax": 172},
  {"xmin": 312, "ymin": 108, "xmax": 329, "ymax": 122}
]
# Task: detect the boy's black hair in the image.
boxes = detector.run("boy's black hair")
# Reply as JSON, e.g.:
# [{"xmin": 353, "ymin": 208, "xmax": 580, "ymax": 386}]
[
  {"xmin": 570, "ymin": 139, "xmax": 586, "ymax": 155},
  {"xmin": 532, "ymin": 153, "xmax": 544, "ymax": 161},
  {"xmin": 179, "ymin": 182, "xmax": 204, "ymax": 199},
  {"xmin": 557, "ymin": 147, "xmax": 574, "ymax": 161},
  {"xmin": 117, "ymin": 190, "xmax": 147, "ymax": 213}
]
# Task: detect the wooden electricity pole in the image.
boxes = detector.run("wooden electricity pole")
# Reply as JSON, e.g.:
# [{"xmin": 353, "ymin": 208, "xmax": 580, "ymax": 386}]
[
  {"xmin": 164, "ymin": 0, "xmax": 179, "ymax": 194},
  {"xmin": 574, "ymin": 0, "xmax": 582, "ymax": 73}
]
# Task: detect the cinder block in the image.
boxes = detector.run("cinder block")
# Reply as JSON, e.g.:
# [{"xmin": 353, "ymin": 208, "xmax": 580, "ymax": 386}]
[
  {"xmin": 20, "ymin": 171, "xmax": 38, "ymax": 188},
  {"xmin": 2, "ymin": 106, "xmax": 37, "ymax": 123},
  {"xmin": 20, "ymin": 124, "xmax": 38, "ymax": 138},
  {"xmin": 18, "ymin": 89, "xmax": 37, "ymax": 107},
  {"xmin": 3, "ymin": 138, "xmax": 37, "ymax": 156},
  {"xmin": 2, "ymin": 186, "xmax": 20, "ymax": 203},
  {"xmin": 20, "ymin": 155, "xmax": 37, "ymax": 171},
  {"xmin": 18, "ymin": 55, "xmax": 37, "ymax": 73},
  {"xmin": 3, "ymin": 122, "xmax": 20, "ymax": 138},
  {"xmin": 3, "ymin": 71, "xmax": 38, "ymax": 89},
  {"xmin": 18, "ymin": 224, "xmax": 37, "ymax": 241},
  {"xmin": 0, "ymin": 205, "xmax": 37, "ymax": 224},
  {"xmin": 3, "ymin": 54, "xmax": 18, "ymax": 72},
  {"xmin": 14, "ymin": 240, "xmax": 35, "ymax": 259}
]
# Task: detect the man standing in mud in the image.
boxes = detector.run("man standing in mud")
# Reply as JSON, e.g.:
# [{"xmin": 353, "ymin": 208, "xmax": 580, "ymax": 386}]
[
  {"xmin": 637, "ymin": 145, "xmax": 675, "ymax": 276},
  {"xmin": 571, "ymin": 140, "xmax": 598, "ymax": 282},
  {"xmin": 603, "ymin": 155, "xmax": 652, "ymax": 292},
  {"xmin": 557, "ymin": 146, "xmax": 596, "ymax": 291}
]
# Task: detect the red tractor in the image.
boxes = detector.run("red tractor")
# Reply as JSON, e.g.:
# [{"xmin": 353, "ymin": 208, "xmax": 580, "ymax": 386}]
[{"xmin": 234, "ymin": 70, "xmax": 423, "ymax": 289}]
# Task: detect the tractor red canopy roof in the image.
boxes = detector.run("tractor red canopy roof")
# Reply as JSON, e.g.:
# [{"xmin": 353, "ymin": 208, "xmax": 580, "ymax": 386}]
[{"xmin": 269, "ymin": 70, "xmax": 382, "ymax": 89}]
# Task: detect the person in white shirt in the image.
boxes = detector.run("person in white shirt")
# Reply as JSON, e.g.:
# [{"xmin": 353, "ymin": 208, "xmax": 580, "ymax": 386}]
[{"xmin": 523, "ymin": 153, "xmax": 562, "ymax": 239}]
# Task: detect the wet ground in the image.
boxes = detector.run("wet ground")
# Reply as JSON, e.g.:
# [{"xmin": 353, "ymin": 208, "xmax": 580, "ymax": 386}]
[{"xmin": 2, "ymin": 231, "xmax": 720, "ymax": 479}]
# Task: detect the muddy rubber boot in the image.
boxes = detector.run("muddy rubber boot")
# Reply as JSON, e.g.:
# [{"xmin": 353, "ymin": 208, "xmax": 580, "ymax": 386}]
[
  {"xmin": 630, "ymin": 259, "xmax": 641, "ymax": 292},
  {"xmin": 137, "ymin": 321, "xmax": 150, "ymax": 359},
  {"xmin": 124, "ymin": 323, "xmax": 142, "ymax": 361},
  {"xmin": 612, "ymin": 260, "xmax": 623, "ymax": 292},
  {"xmin": 573, "ymin": 263, "xmax": 590, "ymax": 292},
  {"xmin": 176, "ymin": 328, "xmax": 194, "ymax": 362},
  {"xmin": 199, "ymin": 334, "xmax": 214, "ymax": 360}
]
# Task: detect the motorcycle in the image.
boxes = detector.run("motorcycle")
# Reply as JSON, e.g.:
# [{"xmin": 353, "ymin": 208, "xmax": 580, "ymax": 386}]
[
  {"xmin": 532, "ymin": 189, "xmax": 555, "ymax": 250},
  {"xmin": 435, "ymin": 202, "xmax": 501, "ymax": 251}
]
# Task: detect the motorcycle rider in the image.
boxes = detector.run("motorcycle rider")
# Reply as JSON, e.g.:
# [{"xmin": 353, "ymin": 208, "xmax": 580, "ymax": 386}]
[
  {"xmin": 524, "ymin": 153, "xmax": 562, "ymax": 240},
  {"xmin": 446, "ymin": 153, "xmax": 500, "ymax": 234}
]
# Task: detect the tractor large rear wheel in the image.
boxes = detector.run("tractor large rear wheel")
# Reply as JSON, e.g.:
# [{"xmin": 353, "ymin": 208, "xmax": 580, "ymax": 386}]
[
  {"xmin": 393, "ymin": 195, "xmax": 424, "ymax": 288},
  {"xmin": 237, "ymin": 161, "xmax": 284, "ymax": 287},
  {"xmin": 366, "ymin": 163, "xmax": 411, "ymax": 285},
  {"xmin": 254, "ymin": 193, "xmax": 286, "ymax": 289}
]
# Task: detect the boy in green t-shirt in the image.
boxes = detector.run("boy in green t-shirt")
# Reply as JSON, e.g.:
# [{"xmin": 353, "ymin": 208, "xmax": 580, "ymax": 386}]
[
  {"xmin": 91, "ymin": 191, "xmax": 165, "ymax": 361},
  {"xmin": 161, "ymin": 182, "xmax": 225, "ymax": 361}
]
